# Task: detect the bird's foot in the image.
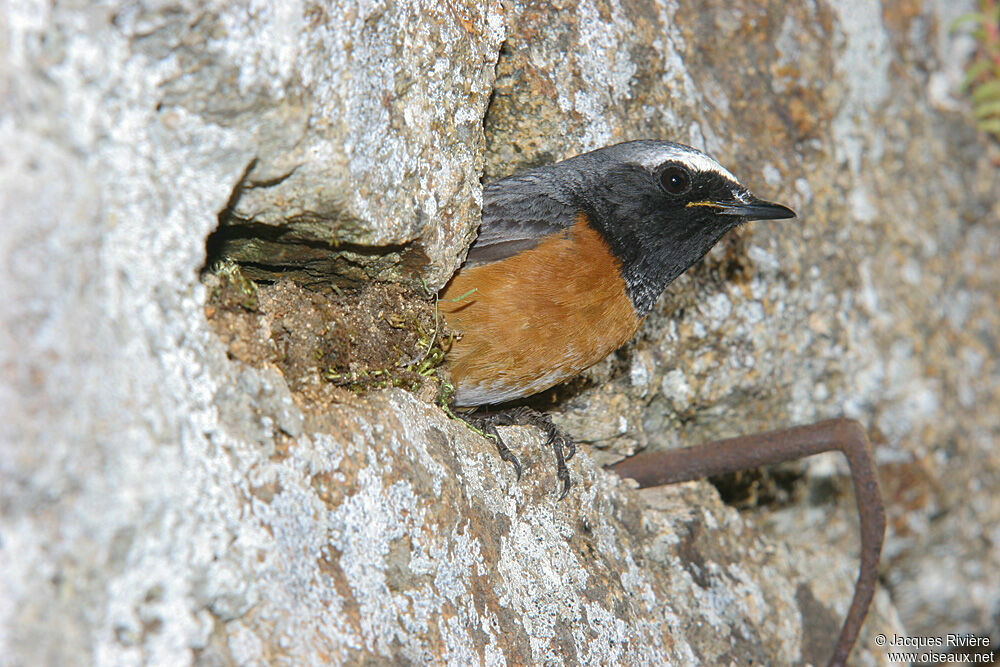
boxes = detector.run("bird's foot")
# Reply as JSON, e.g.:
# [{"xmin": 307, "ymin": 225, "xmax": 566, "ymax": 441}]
[
  {"xmin": 460, "ymin": 406, "xmax": 575, "ymax": 499},
  {"xmin": 462, "ymin": 412, "xmax": 523, "ymax": 481}
]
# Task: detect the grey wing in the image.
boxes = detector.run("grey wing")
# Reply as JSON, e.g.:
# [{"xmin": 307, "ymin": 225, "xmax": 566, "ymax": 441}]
[{"xmin": 464, "ymin": 169, "xmax": 580, "ymax": 267}]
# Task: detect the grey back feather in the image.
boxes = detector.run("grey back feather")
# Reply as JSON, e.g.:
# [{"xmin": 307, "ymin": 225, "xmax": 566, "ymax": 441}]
[{"xmin": 465, "ymin": 165, "xmax": 581, "ymax": 266}]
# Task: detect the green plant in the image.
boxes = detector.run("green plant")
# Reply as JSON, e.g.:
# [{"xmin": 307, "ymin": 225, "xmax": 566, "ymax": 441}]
[
  {"xmin": 211, "ymin": 259, "xmax": 259, "ymax": 311},
  {"xmin": 321, "ymin": 282, "xmax": 462, "ymax": 395},
  {"xmin": 955, "ymin": 0, "xmax": 1000, "ymax": 139}
]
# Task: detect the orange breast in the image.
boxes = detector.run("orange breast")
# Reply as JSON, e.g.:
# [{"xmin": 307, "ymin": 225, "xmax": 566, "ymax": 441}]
[{"xmin": 440, "ymin": 214, "xmax": 641, "ymax": 406}]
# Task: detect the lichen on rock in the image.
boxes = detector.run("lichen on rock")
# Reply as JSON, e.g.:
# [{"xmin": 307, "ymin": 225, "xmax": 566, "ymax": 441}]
[{"xmin": 3, "ymin": 0, "xmax": 999, "ymax": 665}]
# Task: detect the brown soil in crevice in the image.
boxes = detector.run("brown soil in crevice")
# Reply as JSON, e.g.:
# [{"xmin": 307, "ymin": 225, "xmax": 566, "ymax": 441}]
[{"xmin": 204, "ymin": 268, "xmax": 450, "ymax": 408}]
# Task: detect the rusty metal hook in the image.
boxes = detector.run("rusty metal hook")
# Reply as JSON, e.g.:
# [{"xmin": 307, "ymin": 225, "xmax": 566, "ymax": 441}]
[{"xmin": 608, "ymin": 418, "xmax": 885, "ymax": 667}]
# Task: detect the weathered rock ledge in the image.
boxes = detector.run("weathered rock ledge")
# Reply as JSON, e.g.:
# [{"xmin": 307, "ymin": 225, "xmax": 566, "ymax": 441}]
[{"xmin": 3, "ymin": 0, "xmax": 997, "ymax": 664}]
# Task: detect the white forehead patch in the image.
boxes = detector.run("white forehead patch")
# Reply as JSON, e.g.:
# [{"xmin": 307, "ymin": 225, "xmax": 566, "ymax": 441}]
[{"xmin": 637, "ymin": 144, "xmax": 740, "ymax": 184}]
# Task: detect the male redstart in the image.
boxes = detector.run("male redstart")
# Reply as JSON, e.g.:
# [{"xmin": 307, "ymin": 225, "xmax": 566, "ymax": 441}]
[{"xmin": 439, "ymin": 140, "xmax": 794, "ymax": 492}]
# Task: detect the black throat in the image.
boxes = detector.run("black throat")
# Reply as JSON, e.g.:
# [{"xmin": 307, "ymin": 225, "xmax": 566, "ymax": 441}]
[{"xmin": 576, "ymin": 166, "xmax": 740, "ymax": 316}]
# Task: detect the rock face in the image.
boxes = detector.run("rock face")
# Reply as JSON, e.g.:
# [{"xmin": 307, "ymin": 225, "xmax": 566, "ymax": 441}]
[
  {"xmin": 176, "ymin": 1, "xmax": 502, "ymax": 288},
  {"xmin": 2, "ymin": 1, "xmax": 997, "ymax": 666}
]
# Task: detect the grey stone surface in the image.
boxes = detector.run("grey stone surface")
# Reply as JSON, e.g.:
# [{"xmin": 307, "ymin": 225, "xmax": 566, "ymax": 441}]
[
  {"xmin": 140, "ymin": 0, "xmax": 502, "ymax": 288},
  {"xmin": 2, "ymin": 0, "xmax": 997, "ymax": 665},
  {"xmin": 482, "ymin": 0, "xmax": 1000, "ymax": 649}
]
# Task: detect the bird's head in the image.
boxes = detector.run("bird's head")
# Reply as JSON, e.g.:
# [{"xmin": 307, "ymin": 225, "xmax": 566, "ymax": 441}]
[{"xmin": 566, "ymin": 140, "xmax": 795, "ymax": 314}]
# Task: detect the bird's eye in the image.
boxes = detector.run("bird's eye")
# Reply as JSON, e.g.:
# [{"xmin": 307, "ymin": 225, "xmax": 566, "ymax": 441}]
[{"xmin": 659, "ymin": 166, "xmax": 692, "ymax": 196}]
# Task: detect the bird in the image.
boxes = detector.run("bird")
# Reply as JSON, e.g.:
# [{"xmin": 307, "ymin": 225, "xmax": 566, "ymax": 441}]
[
  {"xmin": 438, "ymin": 140, "xmax": 795, "ymax": 494},
  {"xmin": 436, "ymin": 145, "xmax": 885, "ymax": 667}
]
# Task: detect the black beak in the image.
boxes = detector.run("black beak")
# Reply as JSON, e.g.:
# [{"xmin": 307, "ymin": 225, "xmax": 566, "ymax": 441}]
[{"xmin": 715, "ymin": 197, "xmax": 796, "ymax": 221}]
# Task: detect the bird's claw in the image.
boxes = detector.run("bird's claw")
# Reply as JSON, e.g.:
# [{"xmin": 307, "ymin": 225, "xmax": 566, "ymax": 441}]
[{"xmin": 458, "ymin": 407, "xmax": 576, "ymax": 498}]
